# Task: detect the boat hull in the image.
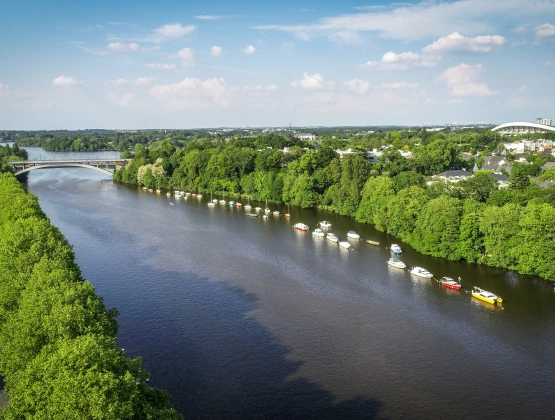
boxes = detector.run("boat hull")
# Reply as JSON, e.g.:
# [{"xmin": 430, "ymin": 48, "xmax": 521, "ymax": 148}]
[
  {"xmin": 472, "ymin": 293, "xmax": 496, "ymax": 304},
  {"xmin": 441, "ymin": 282, "xmax": 461, "ymax": 290}
]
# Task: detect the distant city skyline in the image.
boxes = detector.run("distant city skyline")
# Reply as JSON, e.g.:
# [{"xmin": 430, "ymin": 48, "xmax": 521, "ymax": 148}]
[{"xmin": 1, "ymin": 0, "xmax": 554, "ymax": 129}]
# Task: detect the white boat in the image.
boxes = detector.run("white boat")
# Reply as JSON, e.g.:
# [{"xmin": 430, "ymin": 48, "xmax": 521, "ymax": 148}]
[
  {"xmin": 197, "ymin": 194, "xmax": 203, "ymax": 198},
  {"xmin": 246, "ymin": 213, "xmax": 258, "ymax": 217},
  {"xmin": 293, "ymin": 223, "xmax": 309, "ymax": 231},
  {"xmin": 339, "ymin": 241, "xmax": 352, "ymax": 249},
  {"xmin": 236, "ymin": 202, "xmax": 242, "ymax": 208},
  {"xmin": 272, "ymin": 211, "xmax": 280, "ymax": 216},
  {"xmin": 166, "ymin": 192, "xmax": 171, "ymax": 197},
  {"xmin": 245, "ymin": 204, "xmax": 252, "ymax": 210},
  {"xmin": 185, "ymin": 192, "xmax": 191, "ymax": 196},
  {"xmin": 207, "ymin": 202, "xmax": 215, "ymax": 207},
  {"xmin": 212, "ymin": 199, "xmax": 218, "ymax": 203},
  {"xmin": 254, "ymin": 207, "xmax": 262, "ymax": 212},
  {"xmin": 319, "ymin": 221, "xmax": 332, "ymax": 228},
  {"xmin": 347, "ymin": 230, "xmax": 360, "ymax": 239},
  {"xmin": 312, "ymin": 228, "xmax": 325, "ymax": 237},
  {"xmin": 264, "ymin": 199, "xmax": 271, "ymax": 214},
  {"xmin": 229, "ymin": 201, "xmax": 235, "ymax": 206},
  {"xmin": 390, "ymin": 244, "xmax": 402, "ymax": 254},
  {"xmin": 175, "ymin": 195, "xmax": 181, "ymax": 200},
  {"xmin": 326, "ymin": 233, "xmax": 338, "ymax": 243},
  {"xmin": 219, "ymin": 200, "xmax": 226, "ymax": 204},
  {"xmin": 263, "ymin": 214, "xmax": 269, "ymax": 219},
  {"xmin": 410, "ymin": 266, "xmax": 433, "ymax": 278},
  {"xmin": 387, "ymin": 257, "xmax": 406, "ymax": 269}
]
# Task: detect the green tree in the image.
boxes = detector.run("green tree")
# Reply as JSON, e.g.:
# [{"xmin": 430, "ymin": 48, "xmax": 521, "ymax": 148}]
[
  {"xmin": 480, "ymin": 203, "xmax": 521, "ymax": 269},
  {"xmin": 457, "ymin": 199, "xmax": 486, "ymax": 263},
  {"xmin": 411, "ymin": 195, "xmax": 462, "ymax": 260}
]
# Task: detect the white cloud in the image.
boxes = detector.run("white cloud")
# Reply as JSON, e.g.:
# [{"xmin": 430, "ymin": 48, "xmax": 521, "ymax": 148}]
[
  {"xmin": 344, "ymin": 79, "xmax": 370, "ymax": 94},
  {"xmin": 291, "ymin": 73, "xmax": 334, "ymax": 90},
  {"xmin": 109, "ymin": 22, "xmax": 139, "ymax": 27},
  {"xmin": 422, "ymin": 32, "xmax": 505, "ymax": 53},
  {"xmin": 176, "ymin": 48, "xmax": 196, "ymax": 66},
  {"xmin": 52, "ymin": 75, "xmax": 80, "ymax": 86},
  {"xmin": 195, "ymin": 15, "xmax": 223, "ymax": 20},
  {"xmin": 105, "ymin": 78, "xmax": 128, "ymax": 86},
  {"xmin": 210, "ymin": 46, "xmax": 223, "ymax": 57},
  {"xmin": 0, "ymin": 83, "xmax": 11, "ymax": 97},
  {"xmin": 108, "ymin": 93, "xmax": 135, "ymax": 107},
  {"xmin": 518, "ymin": 85, "xmax": 528, "ymax": 92},
  {"xmin": 254, "ymin": 0, "xmax": 555, "ymax": 41},
  {"xmin": 377, "ymin": 81, "xmax": 419, "ymax": 89},
  {"xmin": 141, "ymin": 45, "xmax": 160, "ymax": 52},
  {"xmin": 266, "ymin": 84, "xmax": 278, "ymax": 91},
  {"xmin": 149, "ymin": 77, "xmax": 232, "ymax": 109},
  {"xmin": 242, "ymin": 45, "xmax": 256, "ymax": 55},
  {"xmin": 511, "ymin": 40, "xmax": 527, "ymax": 47},
  {"xmin": 107, "ymin": 42, "xmax": 141, "ymax": 53},
  {"xmin": 360, "ymin": 51, "xmax": 440, "ymax": 70},
  {"xmin": 545, "ymin": 60, "xmax": 555, "ymax": 67},
  {"xmin": 146, "ymin": 23, "xmax": 196, "ymax": 42},
  {"xmin": 136, "ymin": 77, "xmax": 153, "ymax": 85},
  {"xmin": 145, "ymin": 63, "xmax": 176, "ymax": 70},
  {"xmin": 513, "ymin": 26, "xmax": 527, "ymax": 34},
  {"xmin": 440, "ymin": 63, "xmax": 496, "ymax": 96},
  {"xmin": 534, "ymin": 23, "xmax": 555, "ymax": 41}
]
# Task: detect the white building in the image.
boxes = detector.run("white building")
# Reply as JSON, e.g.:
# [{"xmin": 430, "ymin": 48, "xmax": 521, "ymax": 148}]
[{"xmin": 296, "ymin": 133, "xmax": 316, "ymax": 141}]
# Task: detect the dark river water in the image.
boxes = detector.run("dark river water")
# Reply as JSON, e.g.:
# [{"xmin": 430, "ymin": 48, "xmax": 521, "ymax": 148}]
[{"xmin": 9, "ymin": 145, "xmax": 555, "ymax": 419}]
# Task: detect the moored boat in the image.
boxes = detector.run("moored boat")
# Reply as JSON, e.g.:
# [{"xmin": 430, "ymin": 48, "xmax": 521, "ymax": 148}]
[
  {"xmin": 219, "ymin": 200, "xmax": 226, "ymax": 204},
  {"xmin": 229, "ymin": 201, "xmax": 235, "ymax": 206},
  {"xmin": 347, "ymin": 230, "xmax": 360, "ymax": 239},
  {"xmin": 366, "ymin": 240, "xmax": 380, "ymax": 246},
  {"xmin": 197, "ymin": 194, "xmax": 203, "ymax": 198},
  {"xmin": 166, "ymin": 192, "xmax": 171, "ymax": 197},
  {"xmin": 319, "ymin": 221, "xmax": 332, "ymax": 228},
  {"xmin": 440, "ymin": 277, "xmax": 461, "ymax": 290},
  {"xmin": 156, "ymin": 189, "xmax": 161, "ymax": 194},
  {"xmin": 246, "ymin": 213, "xmax": 258, "ymax": 217},
  {"xmin": 472, "ymin": 287, "xmax": 503, "ymax": 304},
  {"xmin": 245, "ymin": 204, "xmax": 252, "ymax": 210},
  {"xmin": 326, "ymin": 233, "xmax": 338, "ymax": 243},
  {"xmin": 293, "ymin": 223, "xmax": 309, "ymax": 231},
  {"xmin": 410, "ymin": 266, "xmax": 433, "ymax": 278},
  {"xmin": 236, "ymin": 203, "xmax": 242, "ymax": 207},
  {"xmin": 212, "ymin": 199, "xmax": 218, "ymax": 203},
  {"xmin": 192, "ymin": 193, "xmax": 197, "ymax": 198},
  {"xmin": 390, "ymin": 244, "xmax": 402, "ymax": 254},
  {"xmin": 263, "ymin": 214, "xmax": 269, "ymax": 219},
  {"xmin": 142, "ymin": 186, "xmax": 148, "ymax": 190},
  {"xmin": 148, "ymin": 189, "xmax": 153, "ymax": 193},
  {"xmin": 272, "ymin": 211, "xmax": 280, "ymax": 216},
  {"xmin": 254, "ymin": 207, "xmax": 262, "ymax": 212},
  {"xmin": 387, "ymin": 257, "xmax": 406, "ymax": 269},
  {"xmin": 207, "ymin": 202, "xmax": 215, "ymax": 207},
  {"xmin": 312, "ymin": 228, "xmax": 325, "ymax": 237},
  {"xmin": 339, "ymin": 241, "xmax": 352, "ymax": 249}
]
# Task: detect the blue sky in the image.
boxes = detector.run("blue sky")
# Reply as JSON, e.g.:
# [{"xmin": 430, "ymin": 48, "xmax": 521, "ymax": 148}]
[{"xmin": 1, "ymin": 0, "xmax": 554, "ymax": 129}]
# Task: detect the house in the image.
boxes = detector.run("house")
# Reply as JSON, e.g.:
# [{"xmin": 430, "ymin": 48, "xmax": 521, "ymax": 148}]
[
  {"xmin": 431, "ymin": 170, "xmax": 474, "ymax": 183},
  {"xmin": 367, "ymin": 149, "xmax": 383, "ymax": 164},
  {"xmin": 296, "ymin": 133, "xmax": 316, "ymax": 141},
  {"xmin": 491, "ymin": 173, "xmax": 509, "ymax": 188},
  {"xmin": 541, "ymin": 162, "xmax": 555, "ymax": 171},
  {"xmin": 460, "ymin": 152, "xmax": 476, "ymax": 161},
  {"xmin": 514, "ymin": 153, "xmax": 528, "ymax": 163},
  {"xmin": 335, "ymin": 148, "xmax": 357, "ymax": 159},
  {"xmin": 480, "ymin": 156, "xmax": 513, "ymax": 174},
  {"xmin": 532, "ymin": 177, "xmax": 555, "ymax": 188}
]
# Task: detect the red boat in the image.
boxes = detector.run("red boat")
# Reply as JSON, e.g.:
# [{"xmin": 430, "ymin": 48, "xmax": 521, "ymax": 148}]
[
  {"xmin": 440, "ymin": 277, "xmax": 461, "ymax": 290},
  {"xmin": 192, "ymin": 194, "xmax": 197, "ymax": 198},
  {"xmin": 284, "ymin": 214, "xmax": 290, "ymax": 218},
  {"xmin": 293, "ymin": 223, "xmax": 309, "ymax": 231}
]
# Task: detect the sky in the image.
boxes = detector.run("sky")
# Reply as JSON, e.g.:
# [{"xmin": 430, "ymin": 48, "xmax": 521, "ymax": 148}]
[{"xmin": 0, "ymin": 0, "xmax": 554, "ymax": 129}]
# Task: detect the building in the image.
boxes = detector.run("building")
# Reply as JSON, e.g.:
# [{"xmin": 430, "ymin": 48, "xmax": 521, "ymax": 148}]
[
  {"xmin": 492, "ymin": 118, "xmax": 555, "ymax": 135},
  {"xmin": 479, "ymin": 156, "xmax": 513, "ymax": 174},
  {"xmin": 430, "ymin": 170, "xmax": 474, "ymax": 183},
  {"xmin": 296, "ymin": 133, "xmax": 316, "ymax": 141}
]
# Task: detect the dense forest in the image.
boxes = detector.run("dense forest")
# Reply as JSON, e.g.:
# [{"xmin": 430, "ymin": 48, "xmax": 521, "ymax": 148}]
[
  {"xmin": 6, "ymin": 126, "xmax": 555, "ymax": 153},
  {"xmin": 114, "ymin": 132, "xmax": 555, "ymax": 281},
  {"xmin": 0, "ymin": 173, "xmax": 182, "ymax": 419}
]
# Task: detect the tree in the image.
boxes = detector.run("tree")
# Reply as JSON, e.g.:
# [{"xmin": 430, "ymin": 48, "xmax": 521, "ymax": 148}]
[
  {"xmin": 356, "ymin": 176, "xmax": 394, "ymax": 225},
  {"xmin": 386, "ymin": 186, "xmax": 428, "ymax": 242},
  {"xmin": 480, "ymin": 203, "xmax": 521, "ymax": 269},
  {"xmin": 459, "ymin": 172, "xmax": 498, "ymax": 202},
  {"xmin": 509, "ymin": 164, "xmax": 531, "ymax": 191},
  {"xmin": 411, "ymin": 195, "xmax": 462, "ymax": 260},
  {"xmin": 457, "ymin": 199, "xmax": 486, "ymax": 263},
  {"xmin": 539, "ymin": 166, "xmax": 555, "ymax": 181},
  {"xmin": 516, "ymin": 203, "xmax": 555, "ymax": 280}
]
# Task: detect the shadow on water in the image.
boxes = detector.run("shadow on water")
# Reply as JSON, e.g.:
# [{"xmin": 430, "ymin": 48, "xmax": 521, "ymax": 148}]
[{"xmin": 121, "ymin": 265, "xmax": 384, "ymax": 420}]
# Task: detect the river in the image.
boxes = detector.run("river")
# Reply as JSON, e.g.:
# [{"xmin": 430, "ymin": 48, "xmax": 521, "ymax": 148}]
[{"xmin": 6, "ymin": 145, "xmax": 555, "ymax": 419}]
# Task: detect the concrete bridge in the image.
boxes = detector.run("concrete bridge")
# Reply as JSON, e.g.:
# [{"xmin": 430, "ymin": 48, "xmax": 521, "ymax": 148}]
[{"xmin": 7, "ymin": 158, "xmax": 132, "ymax": 176}]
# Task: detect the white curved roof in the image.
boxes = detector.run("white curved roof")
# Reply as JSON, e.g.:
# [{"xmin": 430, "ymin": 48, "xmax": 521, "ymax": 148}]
[{"xmin": 492, "ymin": 122, "xmax": 555, "ymax": 132}]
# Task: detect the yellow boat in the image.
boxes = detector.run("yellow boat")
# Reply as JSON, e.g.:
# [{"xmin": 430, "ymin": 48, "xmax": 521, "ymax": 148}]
[{"xmin": 472, "ymin": 287, "xmax": 503, "ymax": 304}]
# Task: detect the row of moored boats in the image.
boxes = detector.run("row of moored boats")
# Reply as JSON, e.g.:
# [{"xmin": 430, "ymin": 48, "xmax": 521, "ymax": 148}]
[{"xmin": 294, "ymin": 221, "xmax": 361, "ymax": 250}]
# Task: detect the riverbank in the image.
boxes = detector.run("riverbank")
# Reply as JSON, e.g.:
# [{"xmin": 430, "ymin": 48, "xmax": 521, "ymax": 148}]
[
  {"xmin": 113, "ymin": 137, "xmax": 555, "ymax": 282},
  {"xmin": 0, "ymin": 173, "xmax": 181, "ymax": 418}
]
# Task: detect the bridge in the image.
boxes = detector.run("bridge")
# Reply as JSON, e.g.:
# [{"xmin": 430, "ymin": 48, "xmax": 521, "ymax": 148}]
[{"xmin": 7, "ymin": 158, "xmax": 132, "ymax": 176}]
